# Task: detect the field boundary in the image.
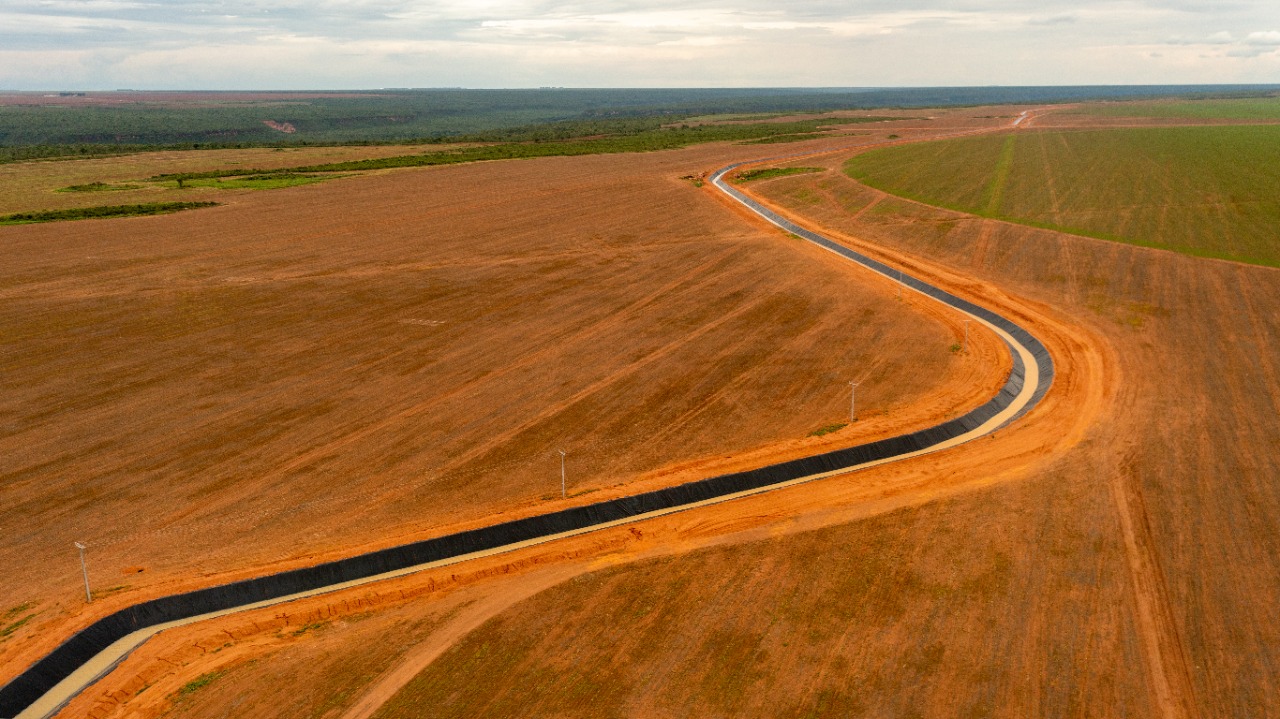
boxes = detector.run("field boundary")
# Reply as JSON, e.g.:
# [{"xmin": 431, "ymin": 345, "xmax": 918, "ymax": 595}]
[{"xmin": 0, "ymin": 157, "xmax": 1054, "ymax": 719}]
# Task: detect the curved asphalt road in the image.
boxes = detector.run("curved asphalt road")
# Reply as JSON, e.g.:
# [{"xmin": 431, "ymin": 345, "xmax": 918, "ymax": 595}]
[{"xmin": 2, "ymin": 156, "xmax": 1052, "ymax": 719}]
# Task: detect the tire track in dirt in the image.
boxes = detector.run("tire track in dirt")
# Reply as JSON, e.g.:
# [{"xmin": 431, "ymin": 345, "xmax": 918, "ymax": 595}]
[{"xmin": 1112, "ymin": 464, "xmax": 1198, "ymax": 719}]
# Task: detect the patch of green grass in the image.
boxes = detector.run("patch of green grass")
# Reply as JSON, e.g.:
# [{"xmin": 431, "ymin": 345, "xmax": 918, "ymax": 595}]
[
  {"xmin": 981, "ymin": 135, "xmax": 1016, "ymax": 214},
  {"xmin": 1, "ymin": 603, "xmax": 37, "ymax": 642},
  {"xmin": 846, "ymin": 125, "xmax": 1280, "ymax": 267},
  {"xmin": 809, "ymin": 422, "xmax": 848, "ymax": 437},
  {"xmin": 57, "ymin": 181, "xmax": 144, "ymax": 193},
  {"xmin": 0, "ymin": 201, "xmax": 218, "ymax": 225},
  {"xmin": 163, "ymin": 172, "xmax": 337, "ymax": 190},
  {"xmin": 734, "ymin": 166, "xmax": 824, "ymax": 183},
  {"xmin": 176, "ymin": 669, "xmax": 227, "ymax": 698},
  {"xmin": 291, "ymin": 620, "xmax": 330, "ymax": 637}
]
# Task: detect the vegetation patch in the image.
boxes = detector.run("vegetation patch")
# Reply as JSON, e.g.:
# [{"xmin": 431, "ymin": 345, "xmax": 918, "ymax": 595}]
[
  {"xmin": 176, "ymin": 669, "xmax": 227, "ymax": 698},
  {"xmin": 0, "ymin": 201, "xmax": 218, "ymax": 225},
  {"xmin": 809, "ymin": 422, "xmax": 848, "ymax": 437},
  {"xmin": 1, "ymin": 603, "xmax": 37, "ymax": 642},
  {"xmin": 846, "ymin": 125, "xmax": 1280, "ymax": 267},
  {"xmin": 163, "ymin": 172, "xmax": 337, "ymax": 190},
  {"xmin": 734, "ymin": 166, "xmax": 824, "ymax": 183},
  {"xmin": 57, "ymin": 181, "xmax": 144, "ymax": 193}
]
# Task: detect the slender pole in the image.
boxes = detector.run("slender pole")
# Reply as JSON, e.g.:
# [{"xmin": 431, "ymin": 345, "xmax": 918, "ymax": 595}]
[
  {"xmin": 75, "ymin": 542, "xmax": 91, "ymax": 603},
  {"xmin": 558, "ymin": 449, "xmax": 566, "ymax": 499},
  {"xmin": 963, "ymin": 319, "xmax": 971, "ymax": 354},
  {"xmin": 849, "ymin": 381, "xmax": 860, "ymax": 423}
]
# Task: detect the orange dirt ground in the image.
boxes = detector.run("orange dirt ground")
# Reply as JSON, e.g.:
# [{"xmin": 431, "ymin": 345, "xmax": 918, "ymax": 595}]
[
  {"xmin": 69, "ymin": 107, "xmax": 1280, "ymax": 719},
  {"xmin": 23, "ymin": 109, "xmax": 1126, "ymax": 719},
  {"xmin": 0, "ymin": 112, "xmax": 1025, "ymax": 693}
]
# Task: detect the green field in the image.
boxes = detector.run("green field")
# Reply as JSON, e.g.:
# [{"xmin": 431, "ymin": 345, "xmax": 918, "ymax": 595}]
[
  {"xmin": 1067, "ymin": 96, "xmax": 1280, "ymax": 120},
  {"xmin": 846, "ymin": 126, "xmax": 1280, "ymax": 267}
]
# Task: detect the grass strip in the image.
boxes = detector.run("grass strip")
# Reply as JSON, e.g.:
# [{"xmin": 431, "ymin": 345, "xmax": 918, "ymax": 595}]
[
  {"xmin": 57, "ymin": 181, "xmax": 144, "ymax": 193},
  {"xmin": 0, "ymin": 202, "xmax": 218, "ymax": 225},
  {"xmin": 982, "ymin": 135, "xmax": 1017, "ymax": 214}
]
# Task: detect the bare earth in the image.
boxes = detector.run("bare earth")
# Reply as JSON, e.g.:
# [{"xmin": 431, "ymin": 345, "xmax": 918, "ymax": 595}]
[
  {"xmin": 66, "ymin": 107, "xmax": 1280, "ymax": 718},
  {"xmin": 1, "ymin": 112, "xmax": 1022, "ymax": 695}
]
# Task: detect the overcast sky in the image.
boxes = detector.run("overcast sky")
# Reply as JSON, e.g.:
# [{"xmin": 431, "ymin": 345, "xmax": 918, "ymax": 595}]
[{"xmin": 3, "ymin": 0, "xmax": 1279, "ymax": 89}]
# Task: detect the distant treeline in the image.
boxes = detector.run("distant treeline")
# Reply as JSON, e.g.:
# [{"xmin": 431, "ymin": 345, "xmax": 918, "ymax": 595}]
[
  {"xmin": 149, "ymin": 119, "xmax": 850, "ymax": 181},
  {"xmin": 3, "ymin": 85, "xmax": 1278, "ymax": 162}
]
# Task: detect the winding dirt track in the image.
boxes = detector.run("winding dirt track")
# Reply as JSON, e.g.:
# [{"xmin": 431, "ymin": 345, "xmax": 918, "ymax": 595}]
[{"xmin": 3, "ymin": 121, "xmax": 1061, "ymax": 719}]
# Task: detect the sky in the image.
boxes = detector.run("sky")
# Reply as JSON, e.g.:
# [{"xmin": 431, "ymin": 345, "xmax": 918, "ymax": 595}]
[{"xmin": 2, "ymin": 0, "xmax": 1280, "ymax": 90}]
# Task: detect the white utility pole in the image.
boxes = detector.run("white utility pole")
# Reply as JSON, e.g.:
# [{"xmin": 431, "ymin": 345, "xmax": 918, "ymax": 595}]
[
  {"xmin": 849, "ymin": 381, "xmax": 860, "ymax": 423},
  {"xmin": 558, "ymin": 449, "xmax": 567, "ymax": 499},
  {"xmin": 74, "ymin": 542, "xmax": 91, "ymax": 603}
]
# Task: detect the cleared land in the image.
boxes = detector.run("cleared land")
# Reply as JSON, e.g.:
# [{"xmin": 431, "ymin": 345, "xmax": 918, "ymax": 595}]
[
  {"xmin": 134, "ymin": 104, "xmax": 1280, "ymax": 719},
  {"xmin": 30, "ymin": 109, "xmax": 1107, "ymax": 719},
  {"xmin": 847, "ymin": 125, "xmax": 1280, "ymax": 266},
  {"xmin": 0, "ymin": 112, "xmax": 1022, "ymax": 694}
]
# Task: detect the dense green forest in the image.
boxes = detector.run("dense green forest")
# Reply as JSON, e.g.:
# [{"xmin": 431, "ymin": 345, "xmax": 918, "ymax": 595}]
[{"xmin": 3, "ymin": 85, "xmax": 1276, "ymax": 162}]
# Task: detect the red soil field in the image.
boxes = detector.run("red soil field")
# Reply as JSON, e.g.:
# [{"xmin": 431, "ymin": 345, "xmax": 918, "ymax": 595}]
[
  {"xmin": 0, "ymin": 112, "xmax": 1024, "ymax": 695},
  {"xmin": 19, "ymin": 111, "xmax": 1117, "ymax": 719},
  {"xmin": 78, "ymin": 108, "xmax": 1280, "ymax": 719}
]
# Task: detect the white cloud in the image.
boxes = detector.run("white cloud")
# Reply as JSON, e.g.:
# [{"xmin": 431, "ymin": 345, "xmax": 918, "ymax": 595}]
[
  {"xmin": 4, "ymin": 0, "xmax": 1280, "ymax": 88},
  {"xmin": 1246, "ymin": 30, "xmax": 1280, "ymax": 44}
]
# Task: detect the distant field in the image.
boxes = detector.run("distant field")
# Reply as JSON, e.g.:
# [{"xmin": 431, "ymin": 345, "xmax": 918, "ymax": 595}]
[
  {"xmin": 846, "ymin": 125, "xmax": 1280, "ymax": 266},
  {"xmin": 1066, "ymin": 96, "xmax": 1280, "ymax": 120}
]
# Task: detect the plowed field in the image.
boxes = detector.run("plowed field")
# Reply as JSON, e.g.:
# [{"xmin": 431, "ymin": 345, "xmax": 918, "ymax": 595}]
[
  {"xmin": 120, "ymin": 107, "xmax": 1280, "ymax": 719},
  {"xmin": 0, "ymin": 111, "xmax": 1022, "ymax": 691}
]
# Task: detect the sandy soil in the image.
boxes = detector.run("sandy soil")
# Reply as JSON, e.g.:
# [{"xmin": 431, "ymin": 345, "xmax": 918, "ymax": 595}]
[{"xmin": 0, "ymin": 112, "xmax": 1022, "ymax": 691}]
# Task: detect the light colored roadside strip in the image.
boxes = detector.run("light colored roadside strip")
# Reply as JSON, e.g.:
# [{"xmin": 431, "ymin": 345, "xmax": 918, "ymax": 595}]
[{"xmin": 11, "ymin": 158, "xmax": 1047, "ymax": 719}]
